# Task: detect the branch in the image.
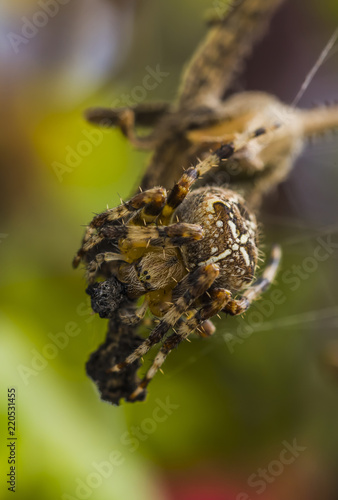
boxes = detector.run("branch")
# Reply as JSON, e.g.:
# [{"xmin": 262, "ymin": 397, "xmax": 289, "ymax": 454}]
[{"xmin": 177, "ymin": 0, "xmax": 285, "ymax": 109}]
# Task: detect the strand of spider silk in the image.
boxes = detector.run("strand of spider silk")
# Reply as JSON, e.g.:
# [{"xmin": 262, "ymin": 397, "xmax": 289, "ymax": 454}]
[{"xmin": 291, "ymin": 27, "xmax": 338, "ymax": 108}]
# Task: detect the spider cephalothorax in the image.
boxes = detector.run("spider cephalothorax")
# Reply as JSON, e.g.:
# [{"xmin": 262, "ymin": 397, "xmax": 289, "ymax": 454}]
[{"xmin": 73, "ymin": 138, "xmax": 281, "ymax": 400}]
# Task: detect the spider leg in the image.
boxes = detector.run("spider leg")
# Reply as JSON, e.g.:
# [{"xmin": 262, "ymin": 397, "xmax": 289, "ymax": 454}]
[
  {"xmin": 86, "ymin": 252, "xmax": 127, "ymax": 283},
  {"xmin": 158, "ymin": 125, "xmax": 278, "ymax": 224},
  {"xmin": 197, "ymin": 319, "xmax": 216, "ymax": 338},
  {"xmin": 158, "ymin": 143, "xmax": 236, "ymax": 224},
  {"xmin": 108, "ymin": 263, "xmax": 220, "ymax": 373},
  {"xmin": 118, "ymin": 299, "xmax": 149, "ymax": 325},
  {"xmin": 73, "ymin": 187, "xmax": 166, "ymax": 268},
  {"xmin": 129, "ymin": 288, "xmax": 231, "ymax": 399},
  {"xmin": 223, "ymin": 244, "xmax": 281, "ymax": 316},
  {"xmin": 194, "ymin": 288, "xmax": 232, "ymax": 338},
  {"xmin": 81, "ymin": 222, "xmax": 203, "ymax": 257},
  {"xmin": 99, "ymin": 222, "xmax": 204, "ymax": 253}
]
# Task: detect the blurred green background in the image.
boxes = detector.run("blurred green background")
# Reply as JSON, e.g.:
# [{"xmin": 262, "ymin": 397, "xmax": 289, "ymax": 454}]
[{"xmin": 1, "ymin": 1, "xmax": 338, "ymax": 499}]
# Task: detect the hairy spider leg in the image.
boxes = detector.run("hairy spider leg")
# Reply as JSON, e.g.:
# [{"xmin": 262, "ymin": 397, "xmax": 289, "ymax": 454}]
[
  {"xmin": 82, "ymin": 222, "xmax": 204, "ymax": 258},
  {"xmin": 158, "ymin": 124, "xmax": 279, "ymax": 224},
  {"xmin": 73, "ymin": 187, "xmax": 166, "ymax": 267},
  {"xmin": 108, "ymin": 263, "xmax": 220, "ymax": 373},
  {"xmin": 158, "ymin": 143, "xmax": 236, "ymax": 224},
  {"xmin": 197, "ymin": 319, "xmax": 216, "ymax": 337},
  {"xmin": 86, "ymin": 252, "xmax": 127, "ymax": 283},
  {"xmin": 107, "ymin": 222, "xmax": 203, "ymax": 250},
  {"xmin": 223, "ymin": 244, "xmax": 281, "ymax": 315},
  {"xmin": 118, "ymin": 299, "xmax": 149, "ymax": 326},
  {"xmin": 85, "ymin": 222, "xmax": 204, "ymax": 283},
  {"xmin": 129, "ymin": 288, "xmax": 231, "ymax": 399}
]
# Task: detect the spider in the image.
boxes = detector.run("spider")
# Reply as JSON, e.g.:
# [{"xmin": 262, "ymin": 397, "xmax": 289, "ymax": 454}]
[
  {"xmin": 73, "ymin": 128, "xmax": 281, "ymax": 400},
  {"xmin": 74, "ymin": 0, "xmax": 338, "ymax": 403}
]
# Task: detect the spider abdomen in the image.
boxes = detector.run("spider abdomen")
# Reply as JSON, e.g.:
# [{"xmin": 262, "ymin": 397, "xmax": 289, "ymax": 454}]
[{"xmin": 175, "ymin": 187, "xmax": 258, "ymax": 292}]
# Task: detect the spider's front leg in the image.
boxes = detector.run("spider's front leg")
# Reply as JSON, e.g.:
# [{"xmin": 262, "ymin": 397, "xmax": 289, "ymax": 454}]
[
  {"xmin": 84, "ymin": 221, "xmax": 204, "ymax": 283},
  {"xmin": 73, "ymin": 187, "xmax": 167, "ymax": 268},
  {"xmin": 129, "ymin": 288, "xmax": 231, "ymax": 400},
  {"xmin": 158, "ymin": 143, "xmax": 236, "ymax": 224},
  {"xmin": 108, "ymin": 263, "xmax": 220, "ymax": 374},
  {"xmin": 158, "ymin": 126, "xmax": 277, "ymax": 225},
  {"xmin": 223, "ymin": 244, "xmax": 282, "ymax": 316},
  {"xmin": 101, "ymin": 222, "xmax": 204, "ymax": 251}
]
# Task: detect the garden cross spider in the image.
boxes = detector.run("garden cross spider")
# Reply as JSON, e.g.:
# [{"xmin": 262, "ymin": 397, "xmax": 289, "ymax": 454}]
[
  {"xmin": 73, "ymin": 127, "xmax": 281, "ymax": 400},
  {"xmin": 74, "ymin": 0, "xmax": 338, "ymax": 403}
]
